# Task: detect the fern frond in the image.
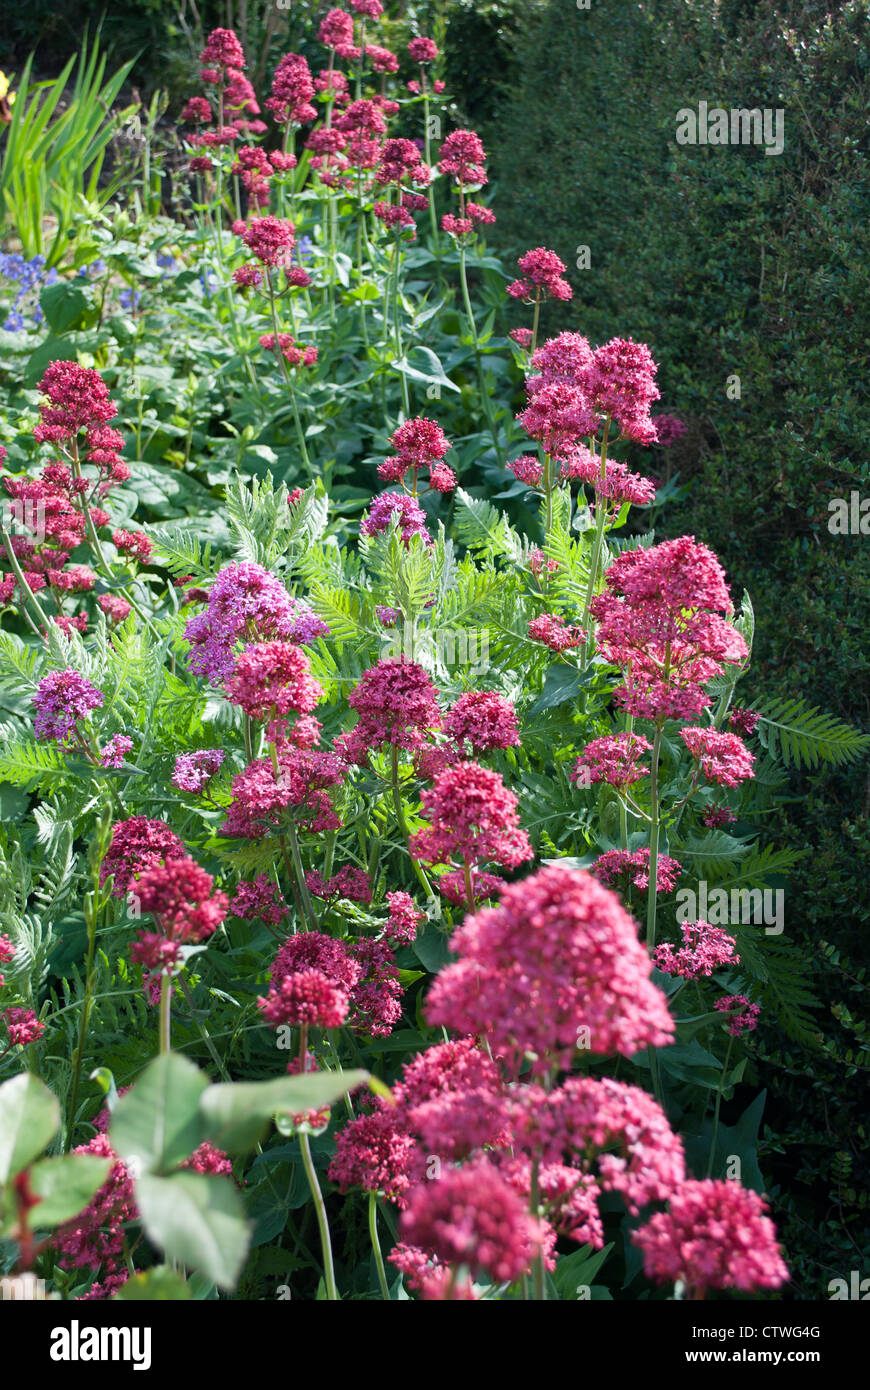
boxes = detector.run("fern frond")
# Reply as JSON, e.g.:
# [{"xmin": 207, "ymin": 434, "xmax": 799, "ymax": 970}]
[{"xmin": 755, "ymin": 696, "xmax": 870, "ymax": 769}]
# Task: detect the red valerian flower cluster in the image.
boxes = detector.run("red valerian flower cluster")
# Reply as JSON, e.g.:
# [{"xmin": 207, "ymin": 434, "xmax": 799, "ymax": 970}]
[{"xmin": 653, "ymin": 921, "xmax": 740, "ymax": 979}]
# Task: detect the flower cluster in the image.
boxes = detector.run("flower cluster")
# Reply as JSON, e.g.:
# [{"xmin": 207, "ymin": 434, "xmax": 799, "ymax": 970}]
[{"xmin": 653, "ymin": 921, "xmax": 739, "ymax": 979}]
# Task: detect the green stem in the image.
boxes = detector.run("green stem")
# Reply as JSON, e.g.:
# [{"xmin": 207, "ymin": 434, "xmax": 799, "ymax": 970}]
[
  {"xmin": 706, "ymin": 1037, "xmax": 734, "ymax": 1178},
  {"xmin": 459, "ymin": 243, "xmax": 502, "ymax": 464},
  {"xmin": 268, "ymin": 271, "xmax": 312, "ymax": 473},
  {"xmin": 66, "ymin": 891, "xmax": 100, "ymax": 1142},
  {"xmin": 369, "ymin": 1192, "xmax": 391, "ymax": 1300},
  {"xmin": 390, "ymin": 746, "xmax": 432, "ymax": 897},
  {"xmin": 159, "ymin": 972, "xmax": 172, "ymax": 1054}
]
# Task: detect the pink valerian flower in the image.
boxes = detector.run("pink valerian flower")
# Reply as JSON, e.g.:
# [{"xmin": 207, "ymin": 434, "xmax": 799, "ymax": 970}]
[
  {"xmin": 230, "ymin": 875, "xmax": 289, "ymax": 925},
  {"xmin": 33, "ymin": 362, "xmax": 117, "ymax": 445},
  {"xmin": 384, "ymin": 891, "xmax": 424, "ymax": 945},
  {"xmin": 510, "ymin": 1076, "xmax": 686, "ymax": 1213},
  {"xmin": 510, "ymin": 327, "xmax": 533, "ymax": 348},
  {"xmin": 182, "ymin": 1141, "xmax": 234, "ymax": 1177},
  {"xmin": 373, "ymin": 200, "xmax": 417, "ymax": 234},
  {"xmin": 224, "ymin": 641, "xmax": 324, "ymax": 725},
  {"xmin": 591, "ymin": 537, "xmax": 748, "ymax": 723},
  {"xmin": 259, "ymin": 333, "xmax": 318, "ymax": 367},
  {"xmin": 100, "ymin": 817, "xmax": 186, "ymax": 897},
  {"xmin": 411, "ymin": 762, "xmax": 533, "ymax": 872},
  {"xmin": 223, "ymin": 747, "xmax": 343, "ymax": 839},
  {"xmin": 389, "ymin": 1243, "xmax": 476, "ymax": 1301},
  {"xmin": 653, "ymin": 413, "xmax": 687, "ymax": 447},
  {"xmin": 97, "ymin": 594, "xmax": 131, "ymax": 625},
  {"xmin": 266, "ymin": 53, "xmax": 316, "ymax": 126},
  {"xmin": 729, "ymin": 706, "xmax": 760, "ymax": 735},
  {"xmin": 438, "ymin": 128, "xmax": 487, "ymax": 188},
  {"xmin": 441, "ymin": 214, "xmax": 473, "ymax": 238},
  {"xmin": 3, "ymin": 1007, "xmax": 45, "ymax": 1046},
  {"xmin": 498, "ymin": 1155, "xmax": 604, "ymax": 1249},
  {"xmin": 100, "ymin": 734, "xmax": 133, "ymax": 769},
  {"xmin": 233, "ymin": 263, "xmax": 262, "ymax": 289},
  {"xmin": 54, "ymin": 1133, "xmax": 135, "ymax": 1275},
  {"xmin": 78, "ymin": 1272, "xmax": 132, "ymax": 1301},
  {"xmin": 654, "ymin": 921, "xmax": 739, "ymax": 979},
  {"xmin": 133, "ymin": 856, "xmax": 228, "ymax": 946},
  {"xmin": 375, "ymin": 138, "xmax": 429, "ymax": 187},
  {"xmin": 702, "ymin": 803, "xmax": 737, "ymax": 828},
  {"xmin": 339, "ymin": 658, "xmax": 441, "ymax": 764},
  {"xmin": 180, "ymin": 96, "xmax": 212, "ymax": 123},
  {"xmin": 183, "ymin": 560, "xmax": 329, "ymax": 684},
  {"xmin": 0, "ymin": 933, "xmax": 14, "ymax": 981},
  {"xmin": 361, "ymin": 491, "xmax": 431, "ymax": 545},
  {"xmin": 715, "ymin": 994, "xmax": 761, "ymax": 1036},
  {"xmin": 632, "ymin": 1179, "xmax": 788, "ymax": 1296},
  {"xmin": 591, "ymin": 847, "xmax": 682, "ymax": 895},
  {"xmin": 348, "ymin": 938, "xmax": 403, "ymax": 1036},
  {"xmin": 398, "ymin": 1160, "xmax": 544, "ymax": 1288},
  {"xmin": 584, "ymin": 337, "xmax": 660, "ymax": 445},
  {"xmin": 32, "ymin": 669, "xmax": 104, "ymax": 743},
  {"xmin": 528, "ymin": 548, "xmax": 558, "ymax": 577},
  {"xmin": 172, "ymin": 749, "xmax": 225, "ymax": 794},
  {"xmin": 305, "ymin": 866, "xmax": 373, "ymax": 903},
  {"xmin": 442, "ymin": 691, "xmax": 520, "ymax": 754},
  {"xmin": 507, "ymin": 247, "xmax": 572, "ymax": 302},
  {"xmin": 46, "ymin": 564, "xmax": 96, "ymax": 593},
  {"xmin": 319, "ymin": 9, "xmax": 355, "ymax": 51},
  {"xmin": 572, "ymin": 732, "xmax": 652, "ymax": 788},
  {"xmin": 561, "ymin": 450, "xmax": 657, "ymax": 507},
  {"xmin": 508, "ymin": 454, "xmax": 543, "ymax": 487},
  {"xmin": 200, "ymin": 28, "xmax": 245, "ymax": 72},
  {"xmin": 258, "ymin": 969, "xmax": 349, "ymax": 1028},
  {"xmin": 330, "ymin": 1107, "xmax": 417, "ymax": 1204},
  {"xmin": 528, "ymin": 612, "xmax": 586, "ymax": 652},
  {"xmin": 526, "ymin": 332, "xmax": 593, "ymax": 395},
  {"xmin": 438, "ymin": 868, "xmax": 506, "ymax": 906},
  {"xmin": 427, "ymin": 864, "xmax": 675, "ymax": 1075},
  {"xmin": 680, "ymin": 727, "xmax": 755, "ymax": 786},
  {"xmin": 518, "ymin": 382, "xmax": 597, "ymax": 458},
  {"xmin": 408, "ymin": 36, "xmax": 438, "ymax": 63},
  {"xmin": 241, "ymin": 216, "xmax": 295, "ymax": 267},
  {"xmin": 379, "ymin": 417, "xmax": 451, "ymax": 491},
  {"xmin": 366, "ymin": 44, "xmax": 398, "ymax": 74}
]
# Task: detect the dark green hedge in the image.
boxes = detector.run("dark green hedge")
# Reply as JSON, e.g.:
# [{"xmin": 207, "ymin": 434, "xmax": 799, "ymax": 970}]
[{"xmin": 484, "ymin": 0, "xmax": 870, "ymax": 1296}]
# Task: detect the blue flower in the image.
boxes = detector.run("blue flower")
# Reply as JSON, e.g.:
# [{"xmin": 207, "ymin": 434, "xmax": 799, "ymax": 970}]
[
  {"xmin": 156, "ymin": 252, "xmax": 177, "ymax": 273},
  {"xmin": 119, "ymin": 288, "xmax": 142, "ymax": 311},
  {"xmin": 2, "ymin": 311, "xmax": 24, "ymax": 332}
]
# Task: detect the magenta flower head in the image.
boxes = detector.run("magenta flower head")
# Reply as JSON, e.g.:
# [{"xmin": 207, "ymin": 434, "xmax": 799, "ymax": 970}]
[
  {"xmin": 172, "ymin": 749, "xmax": 225, "ymax": 794},
  {"xmin": 361, "ymin": 492, "xmax": 431, "ymax": 545},
  {"xmin": 680, "ymin": 727, "xmax": 754, "ymax": 786},
  {"xmin": 319, "ymin": 9, "xmax": 355, "ymax": 50},
  {"xmin": 507, "ymin": 247, "xmax": 572, "ymax": 303},
  {"xmin": 410, "ymin": 762, "xmax": 533, "ymax": 871},
  {"xmin": 426, "ymin": 863, "xmax": 675, "ymax": 1075},
  {"xmin": 224, "ymin": 641, "xmax": 324, "ymax": 722},
  {"xmin": 339, "ymin": 658, "xmax": 441, "ymax": 764},
  {"xmin": 200, "ymin": 28, "xmax": 245, "ymax": 71},
  {"xmin": 32, "ymin": 669, "xmax": 104, "ymax": 744},
  {"xmin": 443, "ymin": 691, "xmax": 520, "ymax": 754},
  {"xmin": 573, "ymin": 732, "xmax": 652, "ymax": 789},
  {"xmin": 242, "ymin": 215, "xmax": 295, "ymax": 267},
  {"xmin": 408, "ymin": 36, "xmax": 438, "ymax": 64},
  {"xmin": 632, "ymin": 1179, "xmax": 788, "ymax": 1297},
  {"xmin": 100, "ymin": 816, "xmax": 187, "ymax": 897},
  {"xmin": 33, "ymin": 362, "xmax": 117, "ymax": 445},
  {"xmin": 583, "ymin": 337, "xmax": 660, "ymax": 444},
  {"xmin": 654, "ymin": 921, "xmax": 739, "ymax": 980},
  {"xmin": 399, "ymin": 1159, "xmax": 544, "ymax": 1290},
  {"xmin": 438, "ymin": 129, "xmax": 487, "ymax": 188},
  {"xmin": 714, "ymin": 993, "xmax": 760, "ymax": 1036}
]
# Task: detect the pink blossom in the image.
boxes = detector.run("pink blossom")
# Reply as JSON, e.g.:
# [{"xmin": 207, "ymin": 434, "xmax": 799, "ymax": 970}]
[
  {"xmin": 680, "ymin": 727, "xmax": 755, "ymax": 786},
  {"xmin": 654, "ymin": 921, "xmax": 739, "ymax": 979},
  {"xmin": 443, "ymin": 691, "xmax": 520, "ymax": 753},
  {"xmin": 411, "ymin": 762, "xmax": 533, "ymax": 872}
]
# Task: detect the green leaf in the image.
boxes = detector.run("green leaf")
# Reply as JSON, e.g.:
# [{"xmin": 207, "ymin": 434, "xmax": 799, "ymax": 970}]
[
  {"xmin": 28, "ymin": 1153, "xmax": 111, "ymax": 1228},
  {"xmin": 198, "ymin": 1070, "xmax": 370, "ymax": 1153},
  {"xmin": 554, "ymin": 1242, "xmax": 614, "ymax": 1298},
  {"xmin": 114, "ymin": 1266, "xmax": 193, "ymax": 1300},
  {"xmin": 39, "ymin": 282, "xmax": 89, "ymax": 333},
  {"xmin": 134, "ymin": 1171, "xmax": 250, "ymax": 1290},
  {"xmin": 529, "ymin": 663, "xmax": 587, "ymax": 715},
  {"xmin": 0, "ymin": 1073, "xmax": 59, "ymax": 1182},
  {"xmin": 0, "ymin": 1067, "xmax": 58, "ymax": 1178},
  {"xmin": 755, "ymin": 695, "xmax": 870, "ymax": 769},
  {"xmin": 110, "ymin": 1053, "xmax": 209, "ymax": 1175}
]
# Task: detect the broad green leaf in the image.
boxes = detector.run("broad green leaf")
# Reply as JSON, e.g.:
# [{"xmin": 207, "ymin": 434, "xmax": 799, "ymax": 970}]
[
  {"xmin": 198, "ymin": 1070, "xmax": 370, "ymax": 1153},
  {"xmin": 114, "ymin": 1266, "xmax": 193, "ymax": 1301},
  {"xmin": 135, "ymin": 1172, "xmax": 250, "ymax": 1290},
  {"xmin": 28, "ymin": 1153, "xmax": 111, "ymax": 1228},
  {"xmin": 0, "ymin": 1073, "xmax": 59, "ymax": 1182},
  {"xmin": 110, "ymin": 1053, "xmax": 208, "ymax": 1175}
]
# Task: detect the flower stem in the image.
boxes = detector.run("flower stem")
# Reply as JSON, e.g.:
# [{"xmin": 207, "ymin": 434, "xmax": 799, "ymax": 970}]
[
  {"xmin": 368, "ymin": 1192, "xmax": 391, "ymax": 1300},
  {"xmin": 706, "ymin": 1036, "xmax": 734, "ymax": 1178},
  {"xmin": 459, "ymin": 243, "xmax": 502, "ymax": 464},
  {"xmin": 159, "ymin": 972, "xmax": 172, "ymax": 1054}
]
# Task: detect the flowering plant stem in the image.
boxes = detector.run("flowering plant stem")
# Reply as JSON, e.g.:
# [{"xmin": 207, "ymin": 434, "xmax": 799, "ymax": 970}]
[
  {"xmin": 267, "ymin": 271, "xmax": 312, "ymax": 473},
  {"xmin": 159, "ymin": 972, "xmax": 172, "ymax": 1054},
  {"xmin": 580, "ymin": 418, "xmax": 611, "ymax": 651},
  {"xmin": 459, "ymin": 243, "xmax": 502, "ymax": 464},
  {"xmin": 390, "ymin": 745, "xmax": 433, "ymax": 898},
  {"xmin": 706, "ymin": 1036, "xmax": 734, "ymax": 1178},
  {"xmin": 298, "ymin": 1024, "xmax": 339, "ymax": 1300},
  {"xmin": 369, "ymin": 1191, "xmax": 391, "ymax": 1300}
]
